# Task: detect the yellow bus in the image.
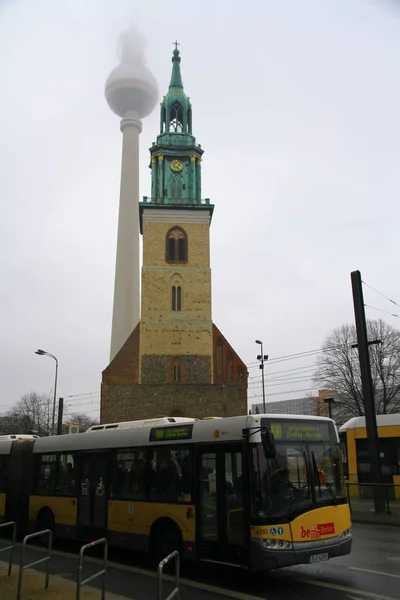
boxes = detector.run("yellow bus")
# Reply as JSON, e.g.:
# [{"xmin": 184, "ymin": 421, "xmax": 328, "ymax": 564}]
[
  {"xmin": 339, "ymin": 414, "xmax": 400, "ymax": 501},
  {"xmin": 1, "ymin": 414, "xmax": 352, "ymax": 570}
]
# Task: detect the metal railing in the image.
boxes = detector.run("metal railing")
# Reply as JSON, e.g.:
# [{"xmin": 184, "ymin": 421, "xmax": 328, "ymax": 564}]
[
  {"xmin": 0, "ymin": 521, "xmax": 17, "ymax": 576},
  {"xmin": 346, "ymin": 482, "xmax": 400, "ymax": 521},
  {"xmin": 76, "ymin": 538, "xmax": 107, "ymax": 600},
  {"xmin": 158, "ymin": 550, "xmax": 180, "ymax": 600},
  {"xmin": 17, "ymin": 529, "xmax": 52, "ymax": 600}
]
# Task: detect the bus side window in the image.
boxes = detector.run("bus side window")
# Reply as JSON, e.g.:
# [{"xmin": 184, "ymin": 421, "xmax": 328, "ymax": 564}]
[
  {"xmin": 150, "ymin": 448, "xmax": 191, "ymax": 503},
  {"xmin": 55, "ymin": 454, "xmax": 76, "ymax": 496},
  {"xmin": 173, "ymin": 449, "xmax": 191, "ymax": 501},
  {"xmin": 110, "ymin": 450, "xmax": 146, "ymax": 501},
  {"xmin": 35, "ymin": 454, "xmax": 57, "ymax": 495},
  {"xmin": 0, "ymin": 457, "xmax": 5, "ymax": 493}
]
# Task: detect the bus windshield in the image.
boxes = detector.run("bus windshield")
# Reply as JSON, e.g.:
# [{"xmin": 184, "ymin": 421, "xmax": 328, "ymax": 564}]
[{"xmin": 251, "ymin": 419, "xmax": 346, "ymax": 520}]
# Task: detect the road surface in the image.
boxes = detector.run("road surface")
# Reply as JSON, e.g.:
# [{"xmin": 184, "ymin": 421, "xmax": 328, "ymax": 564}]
[{"xmin": 2, "ymin": 523, "xmax": 398, "ymax": 600}]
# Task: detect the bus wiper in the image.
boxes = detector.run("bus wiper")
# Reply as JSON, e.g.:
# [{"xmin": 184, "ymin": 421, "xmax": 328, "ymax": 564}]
[
  {"xmin": 311, "ymin": 450, "xmax": 337, "ymax": 505},
  {"xmin": 311, "ymin": 450, "xmax": 322, "ymax": 498},
  {"xmin": 289, "ymin": 450, "xmax": 309, "ymax": 519}
]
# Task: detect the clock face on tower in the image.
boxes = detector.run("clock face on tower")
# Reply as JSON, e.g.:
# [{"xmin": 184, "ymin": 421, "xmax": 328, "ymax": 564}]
[{"xmin": 170, "ymin": 159, "xmax": 184, "ymax": 172}]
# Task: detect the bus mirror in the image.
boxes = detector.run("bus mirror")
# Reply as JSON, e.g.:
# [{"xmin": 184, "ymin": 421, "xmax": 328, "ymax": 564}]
[{"xmin": 261, "ymin": 428, "xmax": 276, "ymax": 459}]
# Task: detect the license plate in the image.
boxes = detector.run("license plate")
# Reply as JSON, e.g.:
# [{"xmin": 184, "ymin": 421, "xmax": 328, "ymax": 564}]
[{"xmin": 308, "ymin": 552, "xmax": 329, "ymax": 564}]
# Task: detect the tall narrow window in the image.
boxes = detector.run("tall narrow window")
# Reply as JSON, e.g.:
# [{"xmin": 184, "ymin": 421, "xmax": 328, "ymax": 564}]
[
  {"xmin": 170, "ymin": 358, "xmax": 184, "ymax": 383},
  {"xmin": 177, "ymin": 286, "xmax": 182, "ymax": 311},
  {"xmin": 166, "ymin": 227, "xmax": 188, "ymax": 263},
  {"xmin": 173, "ymin": 363, "xmax": 181, "ymax": 382},
  {"xmin": 169, "ymin": 103, "xmax": 184, "ymax": 132},
  {"xmin": 177, "ymin": 238, "xmax": 185, "ymax": 261},
  {"xmin": 172, "ymin": 285, "xmax": 182, "ymax": 311},
  {"xmin": 172, "ymin": 286, "xmax": 176, "ymax": 311},
  {"xmin": 168, "ymin": 237, "xmax": 175, "ymax": 260}
]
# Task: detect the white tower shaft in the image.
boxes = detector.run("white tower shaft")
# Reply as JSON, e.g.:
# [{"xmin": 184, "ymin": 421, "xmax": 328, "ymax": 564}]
[{"xmin": 110, "ymin": 111, "xmax": 142, "ymax": 361}]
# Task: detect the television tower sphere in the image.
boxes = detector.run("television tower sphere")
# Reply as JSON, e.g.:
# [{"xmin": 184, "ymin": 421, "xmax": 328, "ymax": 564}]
[{"xmin": 105, "ymin": 30, "xmax": 159, "ymax": 119}]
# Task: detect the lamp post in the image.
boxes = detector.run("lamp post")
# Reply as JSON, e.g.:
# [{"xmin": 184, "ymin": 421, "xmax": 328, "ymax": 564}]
[
  {"xmin": 255, "ymin": 340, "xmax": 268, "ymax": 414},
  {"xmin": 35, "ymin": 349, "xmax": 58, "ymax": 436},
  {"xmin": 324, "ymin": 396, "xmax": 335, "ymax": 420}
]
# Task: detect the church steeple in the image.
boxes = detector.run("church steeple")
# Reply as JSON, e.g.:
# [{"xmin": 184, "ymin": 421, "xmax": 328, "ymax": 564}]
[
  {"xmin": 160, "ymin": 44, "xmax": 192, "ymax": 135},
  {"xmin": 169, "ymin": 42, "xmax": 183, "ymax": 88},
  {"xmin": 143, "ymin": 44, "xmax": 209, "ymax": 207}
]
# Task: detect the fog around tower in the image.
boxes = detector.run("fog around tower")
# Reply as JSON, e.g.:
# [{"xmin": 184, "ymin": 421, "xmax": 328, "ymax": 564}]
[{"xmin": 118, "ymin": 29, "xmax": 146, "ymax": 64}]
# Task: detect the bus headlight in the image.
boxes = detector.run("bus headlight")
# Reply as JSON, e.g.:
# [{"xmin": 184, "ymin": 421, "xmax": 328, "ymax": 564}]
[
  {"xmin": 340, "ymin": 528, "xmax": 352, "ymax": 540},
  {"xmin": 259, "ymin": 538, "xmax": 293, "ymax": 550}
]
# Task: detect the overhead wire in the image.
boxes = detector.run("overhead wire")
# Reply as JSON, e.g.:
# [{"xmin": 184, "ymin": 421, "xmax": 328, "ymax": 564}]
[
  {"xmin": 246, "ymin": 343, "xmax": 347, "ymax": 369},
  {"xmin": 364, "ymin": 304, "xmax": 399, "ymax": 319},
  {"xmin": 248, "ymin": 387, "xmax": 314, "ymax": 400},
  {"xmin": 362, "ymin": 280, "xmax": 400, "ymax": 309}
]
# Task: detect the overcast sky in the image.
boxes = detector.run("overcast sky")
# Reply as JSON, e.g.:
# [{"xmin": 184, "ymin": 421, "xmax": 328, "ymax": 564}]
[{"xmin": 1, "ymin": 0, "xmax": 399, "ymax": 420}]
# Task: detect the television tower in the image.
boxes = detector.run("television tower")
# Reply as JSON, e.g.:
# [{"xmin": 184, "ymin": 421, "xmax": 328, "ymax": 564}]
[{"xmin": 105, "ymin": 30, "xmax": 158, "ymax": 361}]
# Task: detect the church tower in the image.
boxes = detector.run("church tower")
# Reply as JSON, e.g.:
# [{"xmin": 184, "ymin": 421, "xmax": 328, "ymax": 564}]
[
  {"xmin": 101, "ymin": 46, "xmax": 247, "ymax": 422},
  {"xmin": 139, "ymin": 44, "xmax": 213, "ymax": 385}
]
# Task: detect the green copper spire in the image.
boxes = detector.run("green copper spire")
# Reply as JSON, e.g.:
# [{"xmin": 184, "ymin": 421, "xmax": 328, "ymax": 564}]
[
  {"xmin": 169, "ymin": 43, "xmax": 183, "ymax": 89},
  {"xmin": 159, "ymin": 44, "xmax": 191, "ymax": 134},
  {"xmin": 141, "ymin": 44, "xmax": 212, "ymax": 211}
]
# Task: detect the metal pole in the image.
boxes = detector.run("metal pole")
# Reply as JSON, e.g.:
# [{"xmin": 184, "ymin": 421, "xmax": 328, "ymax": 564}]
[
  {"xmin": 52, "ymin": 358, "xmax": 58, "ymax": 436},
  {"xmin": 351, "ymin": 270, "xmax": 384, "ymax": 513},
  {"xmin": 260, "ymin": 343, "xmax": 266, "ymax": 414},
  {"xmin": 57, "ymin": 398, "xmax": 64, "ymax": 435},
  {"xmin": 256, "ymin": 340, "xmax": 267, "ymax": 414},
  {"xmin": 17, "ymin": 538, "xmax": 25, "ymax": 599}
]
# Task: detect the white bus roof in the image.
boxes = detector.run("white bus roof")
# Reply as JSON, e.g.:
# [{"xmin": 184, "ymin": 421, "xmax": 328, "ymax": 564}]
[
  {"xmin": 339, "ymin": 413, "xmax": 400, "ymax": 432},
  {"xmin": 86, "ymin": 416, "xmax": 198, "ymax": 433},
  {"xmin": 31, "ymin": 413, "xmax": 336, "ymax": 454}
]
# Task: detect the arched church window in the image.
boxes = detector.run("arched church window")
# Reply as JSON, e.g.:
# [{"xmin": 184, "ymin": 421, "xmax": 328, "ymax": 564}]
[
  {"xmin": 161, "ymin": 107, "xmax": 167, "ymax": 133},
  {"xmin": 170, "ymin": 358, "xmax": 183, "ymax": 383},
  {"xmin": 169, "ymin": 103, "xmax": 183, "ymax": 132},
  {"xmin": 172, "ymin": 285, "xmax": 182, "ymax": 311},
  {"xmin": 170, "ymin": 173, "xmax": 183, "ymax": 200},
  {"xmin": 172, "ymin": 286, "xmax": 176, "ymax": 311},
  {"xmin": 166, "ymin": 227, "xmax": 188, "ymax": 263}
]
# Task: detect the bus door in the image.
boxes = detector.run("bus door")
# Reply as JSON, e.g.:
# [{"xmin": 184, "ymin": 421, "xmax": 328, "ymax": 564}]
[
  {"xmin": 197, "ymin": 445, "xmax": 248, "ymax": 566},
  {"xmin": 77, "ymin": 453, "xmax": 108, "ymax": 539}
]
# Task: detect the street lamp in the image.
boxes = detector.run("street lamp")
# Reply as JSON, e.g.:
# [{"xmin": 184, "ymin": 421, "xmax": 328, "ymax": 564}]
[
  {"xmin": 255, "ymin": 340, "xmax": 268, "ymax": 414},
  {"xmin": 324, "ymin": 396, "xmax": 335, "ymax": 420},
  {"xmin": 35, "ymin": 349, "xmax": 58, "ymax": 436}
]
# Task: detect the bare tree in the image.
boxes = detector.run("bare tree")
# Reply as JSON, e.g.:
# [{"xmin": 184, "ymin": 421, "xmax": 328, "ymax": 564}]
[
  {"xmin": 1, "ymin": 392, "xmax": 53, "ymax": 436},
  {"xmin": 313, "ymin": 319, "xmax": 400, "ymax": 424},
  {"xmin": 68, "ymin": 413, "xmax": 99, "ymax": 433}
]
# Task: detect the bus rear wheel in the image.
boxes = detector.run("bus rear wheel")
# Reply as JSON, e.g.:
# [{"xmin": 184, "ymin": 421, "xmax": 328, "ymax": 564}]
[
  {"xmin": 36, "ymin": 508, "xmax": 55, "ymax": 546},
  {"xmin": 150, "ymin": 519, "xmax": 182, "ymax": 569}
]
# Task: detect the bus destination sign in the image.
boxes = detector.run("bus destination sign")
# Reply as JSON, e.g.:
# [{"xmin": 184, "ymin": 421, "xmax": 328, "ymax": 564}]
[
  {"xmin": 268, "ymin": 420, "xmax": 332, "ymax": 442},
  {"xmin": 149, "ymin": 424, "xmax": 194, "ymax": 442}
]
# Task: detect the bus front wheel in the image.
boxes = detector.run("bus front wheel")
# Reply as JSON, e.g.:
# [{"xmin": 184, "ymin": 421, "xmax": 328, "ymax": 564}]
[
  {"xmin": 150, "ymin": 519, "xmax": 182, "ymax": 568},
  {"xmin": 36, "ymin": 508, "xmax": 55, "ymax": 546}
]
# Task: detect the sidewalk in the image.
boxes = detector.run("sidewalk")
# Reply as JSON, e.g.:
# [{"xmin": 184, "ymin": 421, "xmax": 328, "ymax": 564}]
[
  {"xmin": 0, "ymin": 544, "xmax": 236, "ymax": 600},
  {"xmin": 0, "ymin": 560, "xmax": 129, "ymax": 599},
  {"xmin": 350, "ymin": 498, "xmax": 400, "ymax": 526}
]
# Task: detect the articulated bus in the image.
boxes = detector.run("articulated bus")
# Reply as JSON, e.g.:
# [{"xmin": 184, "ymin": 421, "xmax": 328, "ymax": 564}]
[
  {"xmin": 339, "ymin": 414, "xmax": 400, "ymax": 501},
  {"xmin": 0, "ymin": 414, "xmax": 352, "ymax": 570}
]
